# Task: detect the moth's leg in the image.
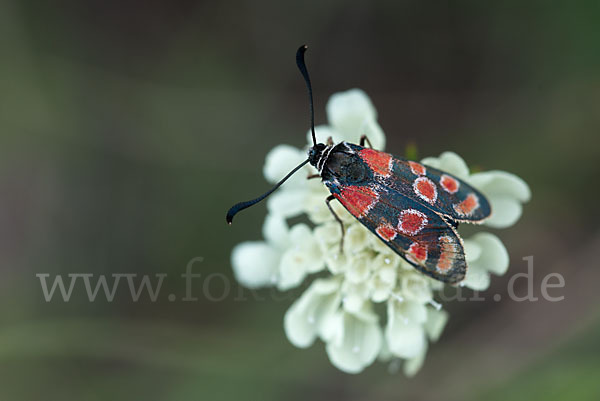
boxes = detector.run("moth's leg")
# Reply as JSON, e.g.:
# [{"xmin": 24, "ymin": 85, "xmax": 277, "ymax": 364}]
[
  {"xmin": 359, "ymin": 135, "xmax": 373, "ymax": 149},
  {"xmin": 307, "ymin": 173, "xmax": 320, "ymax": 179},
  {"xmin": 326, "ymin": 136, "xmax": 334, "ymax": 146},
  {"xmin": 326, "ymin": 195, "xmax": 345, "ymax": 253}
]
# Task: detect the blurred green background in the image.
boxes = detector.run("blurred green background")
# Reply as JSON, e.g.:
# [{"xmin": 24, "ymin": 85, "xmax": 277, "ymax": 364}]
[{"xmin": 1, "ymin": 1, "xmax": 599, "ymax": 400}]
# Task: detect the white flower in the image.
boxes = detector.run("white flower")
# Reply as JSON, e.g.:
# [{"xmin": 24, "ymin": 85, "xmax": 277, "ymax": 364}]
[
  {"xmin": 310, "ymin": 89, "xmax": 386, "ymax": 150},
  {"xmin": 420, "ymin": 152, "xmax": 529, "ymax": 291},
  {"xmin": 368, "ymin": 254, "xmax": 399, "ymax": 303},
  {"xmin": 231, "ymin": 89, "xmax": 530, "ymax": 375},
  {"xmin": 284, "ymin": 278, "xmax": 342, "ymax": 347},
  {"xmin": 421, "ymin": 152, "xmax": 531, "ymax": 229},
  {"xmin": 463, "ymin": 232, "xmax": 510, "ymax": 291},
  {"xmin": 385, "ymin": 299, "xmax": 427, "ymax": 359},
  {"xmin": 325, "ymin": 305, "xmax": 383, "ymax": 374},
  {"xmin": 231, "ymin": 214, "xmax": 325, "ymax": 290},
  {"xmin": 231, "ymin": 215, "xmax": 287, "ymax": 288},
  {"xmin": 469, "ymin": 171, "xmax": 531, "ymax": 228}
]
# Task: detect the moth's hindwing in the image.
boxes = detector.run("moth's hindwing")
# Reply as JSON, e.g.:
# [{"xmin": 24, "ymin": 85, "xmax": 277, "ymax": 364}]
[
  {"xmin": 348, "ymin": 144, "xmax": 491, "ymax": 223},
  {"xmin": 329, "ymin": 182, "xmax": 467, "ymax": 283}
]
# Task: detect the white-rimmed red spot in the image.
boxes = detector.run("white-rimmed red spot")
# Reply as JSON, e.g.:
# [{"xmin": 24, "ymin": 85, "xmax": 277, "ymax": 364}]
[
  {"xmin": 408, "ymin": 161, "xmax": 426, "ymax": 176},
  {"xmin": 440, "ymin": 174, "xmax": 459, "ymax": 194},
  {"xmin": 397, "ymin": 209, "xmax": 428, "ymax": 235},
  {"xmin": 407, "ymin": 242, "xmax": 428, "ymax": 264},
  {"xmin": 453, "ymin": 193, "xmax": 480, "ymax": 216},
  {"xmin": 376, "ymin": 223, "xmax": 397, "ymax": 241},
  {"xmin": 436, "ymin": 235, "xmax": 457, "ymax": 272},
  {"xmin": 413, "ymin": 177, "xmax": 438, "ymax": 205},
  {"xmin": 359, "ymin": 148, "xmax": 393, "ymax": 177},
  {"xmin": 334, "ymin": 185, "xmax": 378, "ymax": 218}
]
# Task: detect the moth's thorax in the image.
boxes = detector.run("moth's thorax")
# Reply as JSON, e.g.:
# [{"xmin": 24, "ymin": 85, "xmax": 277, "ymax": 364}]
[
  {"xmin": 324, "ymin": 150, "xmax": 369, "ymax": 184},
  {"xmin": 309, "ymin": 141, "xmax": 369, "ymax": 186}
]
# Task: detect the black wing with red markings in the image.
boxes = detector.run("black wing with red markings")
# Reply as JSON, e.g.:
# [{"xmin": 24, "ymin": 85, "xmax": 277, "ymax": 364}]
[
  {"xmin": 320, "ymin": 141, "xmax": 494, "ymax": 283},
  {"xmin": 327, "ymin": 182, "xmax": 467, "ymax": 283},
  {"xmin": 348, "ymin": 143, "xmax": 491, "ymax": 223}
]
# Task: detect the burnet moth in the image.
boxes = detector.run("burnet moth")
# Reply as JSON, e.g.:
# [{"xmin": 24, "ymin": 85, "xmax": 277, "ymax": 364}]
[{"xmin": 226, "ymin": 45, "xmax": 491, "ymax": 284}]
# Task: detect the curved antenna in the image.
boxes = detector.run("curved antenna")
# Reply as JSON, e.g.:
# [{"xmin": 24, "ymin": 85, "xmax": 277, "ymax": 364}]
[
  {"xmin": 296, "ymin": 45, "xmax": 317, "ymax": 146},
  {"xmin": 226, "ymin": 159, "xmax": 310, "ymax": 224}
]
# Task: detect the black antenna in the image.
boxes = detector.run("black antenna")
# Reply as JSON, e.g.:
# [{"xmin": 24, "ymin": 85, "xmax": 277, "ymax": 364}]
[
  {"xmin": 226, "ymin": 159, "xmax": 309, "ymax": 224},
  {"xmin": 226, "ymin": 45, "xmax": 317, "ymax": 224},
  {"xmin": 296, "ymin": 45, "xmax": 317, "ymax": 146}
]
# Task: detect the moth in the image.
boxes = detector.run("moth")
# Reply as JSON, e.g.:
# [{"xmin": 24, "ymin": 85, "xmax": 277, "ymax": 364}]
[{"xmin": 227, "ymin": 45, "xmax": 491, "ymax": 284}]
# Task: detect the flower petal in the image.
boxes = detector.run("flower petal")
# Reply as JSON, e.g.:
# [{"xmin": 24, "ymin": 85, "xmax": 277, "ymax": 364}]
[
  {"xmin": 314, "ymin": 222, "xmax": 342, "ymax": 253},
  {"xmin": 421, "ymin": 152, "xmax": 469, "ymax": 180},
  {"xmin": 386, "ymin": 300, "xmax": 427, "ymax": 359},
  {"xmin": 424, "ymin": 308, "xmax": 449, "ymax": 342},
  {"xmin": 377, "ymin": 335, "xmax": 393, "ymax": 362},
  {"xmin": 419, "ymin": 157, "xmax": 441, "ymax": 169},
  {"xmin": 325, "ymin": 307, "xmax": 382, "ymax": 374},
  {"xmin": 464, "ymin": 231, "xmax": 510, "ymax": 290},
  {"xmin": 386, "ymin": 321, "xmax": 426, "ymax": 360},
  {"xmin": 289, "ymin": 224, "xmax": 325, "ymax": 274},
  {"xmin": 306, "ymin": 125, "xmax": 339, "ymax": 147},
  {"xmin": 368, "ymin": 232, "xmax": 400, "ymax": 257},
  {"xmin": 262, "ymin": 214, "xmax": 290, "ymax": 249},
  {"xmin": 263, "ymin": 144, "xmax": 307, "ymax": 185},
  {"xmin": 326, "ymin": 89, "xmax": 385, "ymax": 149},
  {"xmin": 278, "ymin": 253, "xmax": 306, "ymax": 290},
  {"xmin": 356, "ymin": 118, "xmax": 386, "ymax": 151},
  {"xmin": 464, "ymin": 239, "xmax": 482, "ymax": 262},
  {"xmin": 463, "ymin": 264, "xmax": 491, "ymax": 291},
  {"xmin": 304, "ymin": 189, "xmax": 355, "ymax": 225},
  {"xmin": 469, "ymin": 171, "xmax": 531, "ymax": 202},
  {"xmin": 370, "ymin": 253, "xmax": 401, "ymax": 272},
  {"xmin": 483, "ymin": 197, "xmax": 524, "ymax": 228},
  {"xmin": 400, "ymin": 273, "xmax": 433, "ymax": 303},
  {"xmin": 369, "ymin": 263, "xmax": 398, "ymax": 303},
  {"xmin": 342, "ymin": 280, "xmax": 370, "ymax": 313},
  {"xmin": 345, "ymin": 252, "xmax": 372, "ymax": 284},
  {"xmin": 469, "ymin": 171, "xmax": 531, "ymax": 228},
  {"xmin": 403, "ymin": 342, "xmax": 428, "ymax": 377},
  {"xmin": 277, "ymin": 224, "xmax": 324, "ymax": 290},
  {"xmin": 468, "ymin": 232, "xmax": 510, "ymax": 276},
  {"xmin": 324, "ymin": 246, "xmax": 349, "ymax": 274},
  {"xmin": 344, "ymin": 224, "xmax": 371, "ymax": 256},
  {"xmin": 284, "ymin": 278, "xmax": 342, "ymax": 348},
  {"xmin": 397, "ymin": 299, "xmax": 428, "ymax": 324},
  {"xmin": 231, "ymin": 241, "xmax": 281, "ymax": 288},
  {"xmin": 267, "ymin": 189, "xmax": 307, "ymax": 218}
]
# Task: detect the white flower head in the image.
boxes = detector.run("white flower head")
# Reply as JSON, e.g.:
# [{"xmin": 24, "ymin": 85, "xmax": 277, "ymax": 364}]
[{"xmin": 231, "ymin": 89, "xmax": 530, "ymax": 374}]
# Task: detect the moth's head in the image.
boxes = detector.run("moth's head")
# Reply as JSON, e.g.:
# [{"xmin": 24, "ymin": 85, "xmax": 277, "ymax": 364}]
[{"xmin": 308, "ymin": 143, "xmax": 326, "ymax": 167}]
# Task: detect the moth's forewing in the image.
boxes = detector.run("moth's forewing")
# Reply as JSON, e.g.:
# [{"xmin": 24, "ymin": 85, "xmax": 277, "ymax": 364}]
[
  {"xmin": 349, "ymin": 144, "xmax": 492, "ymax": 223},
  {"xmin": 328, "ymin": 182, "xmax": 467, "ymax": 283}
]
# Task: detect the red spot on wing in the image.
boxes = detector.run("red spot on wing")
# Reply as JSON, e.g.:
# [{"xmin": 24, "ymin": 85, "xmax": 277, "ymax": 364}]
[
  {"xmin": 453, "ymin": 193, "xmax": 480, "ymax": 216},
  {"xmin": 398, "ymin": 209, "xmax": 428, "ymax": 235},
  {"xmin": 407, "ymin": 242, "xmax": 428, "ymax": 264},
  {"xmin": 413, "ymin": 177, "xmax": 438, "ymax": 204},
  {"xmin": 440, "ymin": 174, "xmax": 459, "ymax": 194},
  {"xmin": 408, "ymin": 161, "xmax": 426, "ymax": 176},
  {"xmin": 359, "ymin": 148, "xmax": 393, "ymax": 177},
  {"xmin": 376, "ymin": 223, "xmax": 397, "ymax": 241},
  {"xmin": 436, "ymin": 235, "xmax": 457, "ymax": 272},
  {"xmin": 333, "ymin": 185, "xmax": 378, "ymax": 218}
]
